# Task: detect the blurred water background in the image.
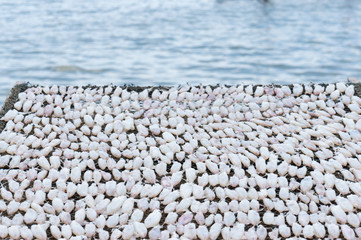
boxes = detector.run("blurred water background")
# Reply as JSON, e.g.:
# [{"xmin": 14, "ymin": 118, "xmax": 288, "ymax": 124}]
[{"xmin": 1, "ymin": 0, "xmax": 361, "ymax": 105}]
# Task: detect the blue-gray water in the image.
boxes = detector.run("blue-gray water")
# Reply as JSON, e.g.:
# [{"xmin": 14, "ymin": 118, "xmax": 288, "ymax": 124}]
[{"xmin": 1, "ymin": 0, "xmax": 361, "ymax": 105}]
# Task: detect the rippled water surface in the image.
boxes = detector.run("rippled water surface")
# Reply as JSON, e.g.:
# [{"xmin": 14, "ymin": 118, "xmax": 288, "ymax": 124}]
[{"xmin": 1, "ymin": 0, "xmax": 361, "ymax": 105}]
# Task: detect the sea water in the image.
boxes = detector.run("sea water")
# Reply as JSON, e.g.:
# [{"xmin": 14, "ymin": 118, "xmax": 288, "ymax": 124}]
[{"xmin": 1, "ymin": 0, "xmax": 361, "ymax": 105}]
